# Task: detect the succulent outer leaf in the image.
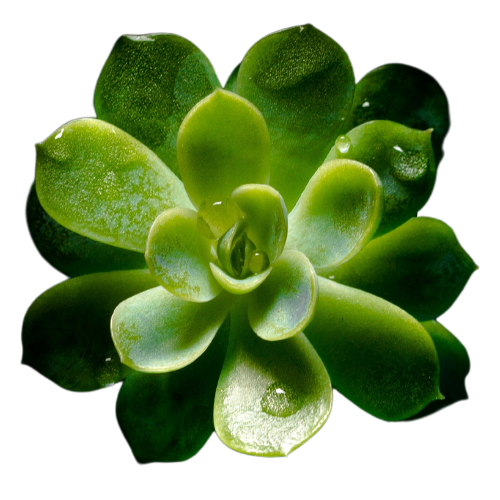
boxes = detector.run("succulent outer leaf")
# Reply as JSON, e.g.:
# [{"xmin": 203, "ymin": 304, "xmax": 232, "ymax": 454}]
[
  {"xmin": 146, "ymin": 207, "xmax": 222, "ymax": 302},
  {"xmin": 407, "ymin": 320, "xmax": 470, "ymax": 420},
  {"xmin": 111, "ymin": 287, "xmax": 233, "ymax": 373},
  {"xmin": 27, "ymin": 183, "xmax": 147, "ymax": 277},
  {"xmin": 231, "ymin": 184, "xmax": 288, "ymax": 264},
  {"xmin": 285, "ymin": 159, "xmax": 384, "ymax": 274},
  {"xmin": 236, "ymin": 24, "xmax": 355, "ymax": 210},
  {"xmin": 35, "ymin": 118, "xmax": 192, "ymax": 253},
  {"xmin": 340, "ymin": 63, "xmax": 450, "ymax": 166},
  {"xmin": 326, "ymin": 120, "xmax": 436, "ymax": 236},
  {"xmin": 214, "ymin": 300, "xmax": 332, "ymax": 457},
  {"xmin": 116, "ymin": 318, "xmax": 230, "ymax": 463},
  {"xmin": 94, "ymin": 33, "xmax": 221, "ymax": 178},
  {"xmin": 210, "ymin": 263, "xmax": 272, "ymax": 295},
  {"xmin": 331, "ymin": 217, "xmax": 478, "ymax": 321},
  {"xmin": 177, "ymin": 89, "xmax": 271, "ymax": 208},
  {"xmin": 248, "ymin": 251, "xmax": 318, "ymax": 341},
  {"xmin": 305, "ymin": 277, "xmax": 442, "ymax": 421},
  {"xmin": 22, "ymin": 270, "xmax": 158, "ymax": 391}
]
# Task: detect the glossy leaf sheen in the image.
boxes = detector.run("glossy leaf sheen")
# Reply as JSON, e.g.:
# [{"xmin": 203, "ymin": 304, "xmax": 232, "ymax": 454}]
[
  {"xmin": 341, "ymin": 63, "xmax": 450, "ymax": 166},
  {"xmin": 326, "ymin": 120, "xmax": 436, "ymax": 236},
  {"xmin": 210, "ymin": 263, "xmax": 271, "ymax": 295},
  {"xmin": 116, "ymin": 318, "xmax": 229, "ymax": 463},
  {"xmin": 146, "ymin": 208, "xmax": 221, "ymax": 302},
  {"xmin": 232, "ymin": 184, "xmax": 288, "ymax": 265},
  {"xmin": 286, "ymin": 159, "xmax": 383, "ymax": 274},
  {"xmin": 332, "ymin": 217, "xmax": 477, "ymax": 321},
  {"xmin": 305, "ymin": 277, "xmax": 441, "ymax": 420},
  {"xmin": 27, "ymin": 183, "xmax": 147, "ymax": 277},
  {"xmin": 236, "ymin": 24, "xmax": 354, "ymax": 210},
  {"xmin": 36, "ymin": 118, "xmax": 192, "ymax": 252},
  {"xmin": 248, "ymin": 251, "xmax": 318, "ymax": 341},
  {"xmin": 22, "ymin": 270, "xmax": 157, "ymax": 391},
  {"xmin": 407, "ymin": 321, "xmax": 470, "ymax": 419},
  {"xmin": 177, "ymin": 89, "xmax": 270, "ymax": 208},
  {"xmin": 112, "ymin": 287, "xmax": 232, "ymax": 373},
  {"xmin": 214, "ymin": 301, "xmax": 332, "ymax": 456},
  {"xmin": 95, "ymin": 33, "xmax": 220, "ymax": 178}
]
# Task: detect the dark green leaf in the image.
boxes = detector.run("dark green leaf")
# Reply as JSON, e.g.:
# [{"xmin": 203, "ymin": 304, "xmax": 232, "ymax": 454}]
[{"xmin": 225, "ymin": 64, "xmax": 240, "ymax": 91}]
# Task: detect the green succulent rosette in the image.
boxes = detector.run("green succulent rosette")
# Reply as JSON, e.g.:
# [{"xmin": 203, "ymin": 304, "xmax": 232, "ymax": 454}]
[{"xmin": 23, "ymin": 25, "xmax": 476, "ymax": 462}]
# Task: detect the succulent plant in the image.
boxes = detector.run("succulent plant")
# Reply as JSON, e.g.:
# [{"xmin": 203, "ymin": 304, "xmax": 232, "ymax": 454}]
[{"xmin": 23, "ymin": 24, "xmax": 476, "ymax": 462}]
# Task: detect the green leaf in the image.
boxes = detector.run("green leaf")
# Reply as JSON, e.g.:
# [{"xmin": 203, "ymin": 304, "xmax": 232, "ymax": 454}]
[
  {"xmin": 27, "ymin": 183, "xmax": 147, "ymax": 277},
  {"xmin": 248, "ymin": 251, "xmax": 318, "ymax": 341},
  {"xmin": 326, "ymin": 120, "xmax": 436, "ymax": 236},
  {"xmin": 94, "ymin": 33, "xmax": 221, "ymax": 178},
  {"xmin": 305, "ymin": 277, "xmax": 442, "ymax": 420},
  {"xmin": 286, "ymin": 159, "xmax": 383, "ymax": 274},
  {"xmin": 177, "ymin": 89, "xmax": 270, "ymax": 208},
  {"xmin": 224, "ymin": 63, "xmax": 240, "ymax": 92},
  {"xmin": 231, "ymin": 184, "xmax": 288, "ymax": 264},
  {"xmin": 214, "ymin": 300, "xmax": 332, "ymax": 456},
  {"xmin": 145, "ymin": 208, "xmax": 221, "ymax": 302},
  {"xmin": 340, "ymin": 63, "xmax": 450, "ymax": 166},
  {"xmin": 210, "ymin": 263, "xmax": 272, "ymax": 295},
  {"xmin": 36, "ymin": 118, "xmax": 192, "ymax": 252},
  {"xmin": 111, "ymin": 287, "xmax": 233, "ymax": 373},
  {"xmin": 22, "ymin": 270, "xmax": 157, "ymax": 391},
  {"xmin": 331, "ymin": 217, "xmax": 478, "ymax": 321},
  {"xmin": 116, "ymin": 318, "xmax": 230, "ymax": 463},
  {"xmin": 236, "ymin": 24, "xmax": 354, "ymax": 210},
  {"xmin": 407, "ymin": 321, "xmax": 470, "ymax": 420}
]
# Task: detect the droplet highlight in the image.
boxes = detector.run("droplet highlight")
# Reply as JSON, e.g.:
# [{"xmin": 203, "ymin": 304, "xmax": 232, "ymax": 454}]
[
  {"xmin": 335, "ymin": 135, "xmax": 351, "ymax": 154},
  {"xmin": 260, "ymin": 381, "xmax": 302, "ymax": 418}
]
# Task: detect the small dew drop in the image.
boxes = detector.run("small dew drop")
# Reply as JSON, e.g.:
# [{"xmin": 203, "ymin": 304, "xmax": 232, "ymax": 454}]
[
  {"xmin": 197, "ymin": 198, "xmax": 242, "ymax": 239},
  {"xmin": 335, "ymin": 135, "xmax": 351, "ymax": 154},
  {"xmin": 260, "ymin": 381, "xmax": 302, "ymax": 418},
  {"xmin": 391, "ymin": 145, "xmax": 428, "ymax": 182},
  {"xmin": 248, "ymin": 249, "xmax": 269, "ymax": 274},
  {"xmin": 362, "ymin": 101, "xmax": 370, "ymax": 108},
  {"xmin": 393, "ymin": 145, "xmax": 404, "ymax": 153}
]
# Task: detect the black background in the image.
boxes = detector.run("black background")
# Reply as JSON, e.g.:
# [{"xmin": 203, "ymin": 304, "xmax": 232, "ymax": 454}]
[{"xmin": 14, "ymin": 13, "xmax": 482, "ymax": 479}]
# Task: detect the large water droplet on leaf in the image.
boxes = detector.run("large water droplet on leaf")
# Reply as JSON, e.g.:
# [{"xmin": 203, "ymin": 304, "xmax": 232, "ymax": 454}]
[
  {"xmin": 248, "ymin": 249, "xmax": 270, "ymax": 274},
  {"xmin": 197, "ymin": 198, "xmax": 243, "ymax": 239},
  {"xmin": 390, "ymin": 145, "xmax": 429, "ymax": 182},
  {"xmin": 335, "ymin": 135, "xmax": 351, "ymax": 154},
  {"xmin": 260, "ymin": 381, "xmax": 302, "ymax": 417}
]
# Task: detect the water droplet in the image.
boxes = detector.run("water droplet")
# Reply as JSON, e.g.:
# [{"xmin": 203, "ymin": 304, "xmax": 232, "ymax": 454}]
[
  {"xmin": 248, "ymin": 249, "xmax": 270, "ymax": 274},
  {"xmin": 94, "ymin": 351, "xmax": 121, "ymax": 388},
  {"xmin": 55, "ymin": 128, "xmax": 64, "ymax": 139},
  {"xmin": 260, "ymin": 381, "xmax": 302, "ymax": 418},
  {"xmin": 391, "ymin": 146, "xmax": 429, "ymax": 182},
  {"xmin": 197, "ymin": 198, "xmax": 243, "ymax": 239},
  {"xmin": 362, "ymin": 101, "xmax": 370, "ymax": 108},
  {"xmin": 335, "ymin": 135, "xmax": 351, "ymax": 154}
]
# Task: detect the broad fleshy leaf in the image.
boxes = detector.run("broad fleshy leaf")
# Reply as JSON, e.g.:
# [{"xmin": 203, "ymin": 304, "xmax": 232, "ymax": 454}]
[
  {"xmin": 331, "ymin": 217, "xmax": 478, "ymax": 321},
  {"xmin": 305, "ymin": 277, "xmax": 442, "ymax": 420},
  {"xmin": 116, "ymin": 318, "xmax": 230, "ymax": 463},
  {"xmin": 27, "ymin": 183, "xmax": 147, "ymax": 277},
  {"xmin": 22, "ymin": 270, "xmax": 157, "ymax": 391},
  {"xmin": 214, "ymin": 301, "xmax": 332, "ymax": 456},
  {"xmin": 210, "ymin": 263, "xmax": 272, "ymax": 295},
  {"xmin": 340, "ymin": 63, "xmax": 450, "ymax": 166},
  {"xmin": 286, "ymin": 159, "xmax": 383, "ymax": 274},
  {"xmin": 248, "ymin": 251, "xmax": 317, "ymax": 341},
  {"xmin": 177, "ymin": 89, "xmax": 270, "ymax": 208},
  {"xmin": 36, "ymin": 118, "xmax": 192, "ymax": 252},
  {"xmin": 326, "ymin": 120, "xmax": 436, "ymax": 236},
  {"xmin": 94, "ymin": 33, "xmax": 221, "ymax": 178},
  {"xmin": 111, "ymin": 287, "xmax": 233, "ymax": 373},
  {"xmin": 407, "ymin": 321, "xmax": 470, "ymax": 420},
  {"xmin": 146, "ymin": 208, "xmax": 221, "ymax": 302},
  {"xmin": 236, "ymin": 24, "xmax": 355, "ymax": 210},
  {"xmin": 232, "ymin": 184, "xmax": 288, "ymax": 264}
]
